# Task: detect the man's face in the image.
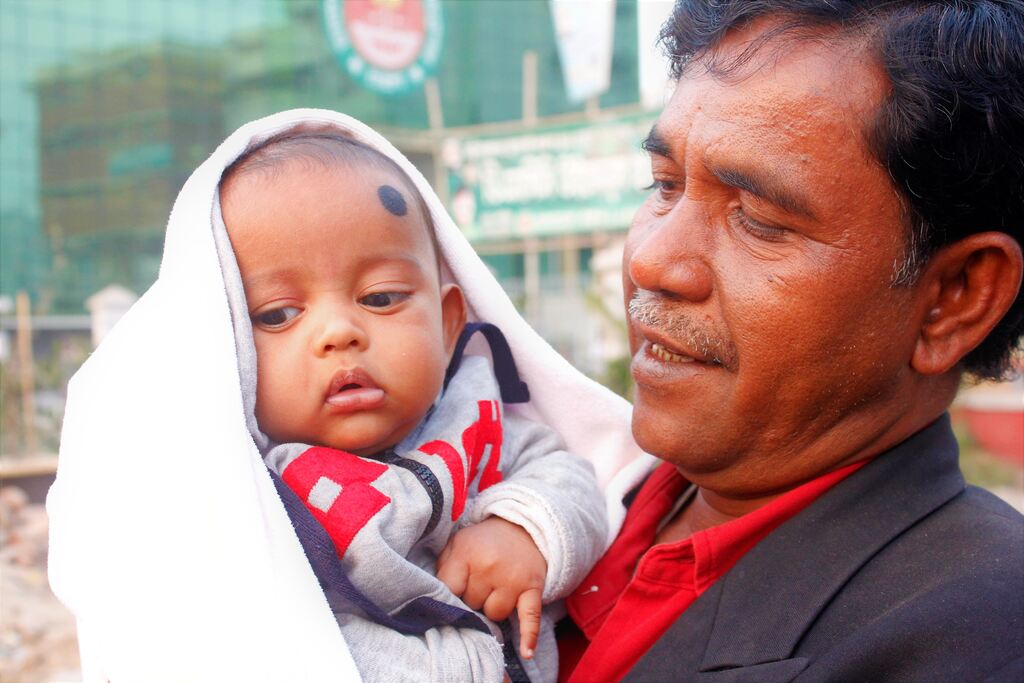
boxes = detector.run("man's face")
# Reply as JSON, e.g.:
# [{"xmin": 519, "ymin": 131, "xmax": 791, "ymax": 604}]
[
  {"xmin": 222, "ymin": 159, "xmax": 461, "ymax": 457},
  {"xmin": 625, "ymin": 27, "xmax": 921, "ymax": 493}
]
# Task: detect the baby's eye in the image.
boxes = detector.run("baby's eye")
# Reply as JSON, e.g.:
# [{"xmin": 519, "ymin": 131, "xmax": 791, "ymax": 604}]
[
  {"xmin": 253, "ymin": 306, "xmax": 301, "ymax": 328},
  {"xmin": 359, "ymin": 292, "xmax": 410, "ymax": 309}
]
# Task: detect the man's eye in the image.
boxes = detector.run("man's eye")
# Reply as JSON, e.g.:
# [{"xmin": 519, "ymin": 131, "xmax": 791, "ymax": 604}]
[
  {"xmin": 644, "ymin": 179, "xmax": 682, "ymax": 201},
  {"xmin": 359, "ymin": 292, "xmax": 410, "ymax": 308},
  {"xmin": 732, "ymin": 209, "xmax": 788, "ymax": 242},
  {"xmin": 253, "ymin": 306, "xmax": 301, "ymax": 328}
]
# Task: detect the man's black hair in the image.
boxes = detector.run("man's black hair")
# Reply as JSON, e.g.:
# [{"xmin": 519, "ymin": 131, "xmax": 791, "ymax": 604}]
[{"xmin": 659, "ymin": 0, "xmax": 1024, "ymax": 380}]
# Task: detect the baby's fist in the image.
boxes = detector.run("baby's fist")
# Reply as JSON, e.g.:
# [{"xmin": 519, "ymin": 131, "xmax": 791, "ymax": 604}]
[{"xmin": 436, "ymin": 516, "xmax": 546, "ymax": 659}]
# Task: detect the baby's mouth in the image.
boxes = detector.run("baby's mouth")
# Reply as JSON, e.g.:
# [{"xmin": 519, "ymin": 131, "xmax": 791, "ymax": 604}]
[{"xmin": 326, "ymin": 369, "xmax": 385, "ymax": 412}]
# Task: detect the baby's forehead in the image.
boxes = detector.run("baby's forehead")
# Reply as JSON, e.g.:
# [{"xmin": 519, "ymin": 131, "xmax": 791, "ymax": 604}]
[
  {"xmin": 224, "ymin": 144, "xmax": 425, "ymax": 219},
  {"xmin": 222, "ymin": 151, "xmax": 442, "ymax": 275}
]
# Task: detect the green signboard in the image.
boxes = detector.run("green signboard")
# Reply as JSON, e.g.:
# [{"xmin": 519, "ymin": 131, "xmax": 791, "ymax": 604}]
[
  {"xmin": 444, "ymin": 113, "xmax": 656, "ymax": 241},
  {"xmin": 323, "ymin": 0, "xmax": 443, "ymax": 95}
]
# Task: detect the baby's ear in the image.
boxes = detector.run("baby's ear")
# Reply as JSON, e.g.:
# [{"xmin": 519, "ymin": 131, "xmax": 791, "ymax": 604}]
[{"xmin": 440, "ymin": 283, "xmax": 467, "ymax": 358}]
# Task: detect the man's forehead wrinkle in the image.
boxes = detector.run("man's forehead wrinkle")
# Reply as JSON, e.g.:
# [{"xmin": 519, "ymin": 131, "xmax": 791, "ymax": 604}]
[{"xmin": 658, "ymin": 81, "xmax": 803, "ymax": 213}]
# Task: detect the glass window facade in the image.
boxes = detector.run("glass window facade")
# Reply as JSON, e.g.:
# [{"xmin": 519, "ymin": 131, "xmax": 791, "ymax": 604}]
[
  {"xmin": 0, "ymin": 0, "xmax": 655, "ymax": 475},
  {"xmin": 1, "ymin": 0, "xmax": 642, "ymax": 314}
]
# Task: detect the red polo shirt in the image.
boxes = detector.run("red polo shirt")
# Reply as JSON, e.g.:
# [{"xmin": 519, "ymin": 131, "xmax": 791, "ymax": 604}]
[{"xmin": 559, "ymin": 460, "xmax": 866, "ymax": 683}]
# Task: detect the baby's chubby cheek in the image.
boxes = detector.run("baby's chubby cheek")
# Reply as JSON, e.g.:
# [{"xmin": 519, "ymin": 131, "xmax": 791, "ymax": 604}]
[{"xmin": 249, "ymin": 345, "xmax": 300, "ymax": 443}]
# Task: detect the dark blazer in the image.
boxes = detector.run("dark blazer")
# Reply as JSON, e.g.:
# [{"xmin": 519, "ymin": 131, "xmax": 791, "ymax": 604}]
[{"xmin": 624, "ymin": 414, "xmax": 1024, "ymax": 683}]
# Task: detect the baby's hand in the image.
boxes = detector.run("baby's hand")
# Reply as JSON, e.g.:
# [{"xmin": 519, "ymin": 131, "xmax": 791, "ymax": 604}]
[{"xmin": 436, "ymin": 516, "xmax": 547, "ymax": 660}]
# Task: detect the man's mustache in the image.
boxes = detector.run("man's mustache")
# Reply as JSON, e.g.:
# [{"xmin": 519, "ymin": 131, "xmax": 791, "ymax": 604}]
[{"xmin": 627, "ymin": 290, "xmax": 738, "ymax": 370}]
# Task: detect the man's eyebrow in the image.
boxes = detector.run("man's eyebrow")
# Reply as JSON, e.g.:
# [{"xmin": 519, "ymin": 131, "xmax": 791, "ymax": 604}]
[
  {"xmin": 711, "ymin": 165, "xmax": 818, "ymax": 221},
  {"xmin": 641, "ymin": 126, "xmax": 672, "ymax": 157}
]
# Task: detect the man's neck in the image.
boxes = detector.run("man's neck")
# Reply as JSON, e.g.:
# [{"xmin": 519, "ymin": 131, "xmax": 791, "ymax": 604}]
[
  {"xmin": 654, "ymin": 487, "xmax": 781, "ymax": 545},
  {"xmin": 653, "ymin": 401, "xmax": 956, "ymax": 546}
]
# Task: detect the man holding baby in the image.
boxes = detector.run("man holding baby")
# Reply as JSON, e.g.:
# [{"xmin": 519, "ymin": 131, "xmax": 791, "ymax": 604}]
[{"xmin": 45, "ymin": 1, "xmax": 1022, "ymax": 680}]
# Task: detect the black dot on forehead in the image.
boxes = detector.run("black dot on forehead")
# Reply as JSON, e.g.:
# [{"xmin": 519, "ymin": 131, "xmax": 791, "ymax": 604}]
[{"xmin": 377, "ymin": 184, "xmax": 408, "ymax": 217}]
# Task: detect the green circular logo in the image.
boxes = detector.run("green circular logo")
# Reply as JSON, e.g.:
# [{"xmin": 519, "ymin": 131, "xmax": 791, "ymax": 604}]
[{"xmin": 323, "ymin": 0, "xmax": 444, "ymax": 95}]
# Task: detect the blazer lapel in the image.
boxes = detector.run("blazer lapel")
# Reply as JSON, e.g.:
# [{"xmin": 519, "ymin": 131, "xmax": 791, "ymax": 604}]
[{"xmin": 626, "ymin": 414, "xmax": 965, "ymax": 681}]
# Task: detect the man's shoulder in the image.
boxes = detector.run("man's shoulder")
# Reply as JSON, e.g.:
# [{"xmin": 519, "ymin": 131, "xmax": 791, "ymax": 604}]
[
  {"xmin": 956, "ymin": 483, "xmax": 1024, "ymax": 525},
  {"xmin": 818, "ymin": 481, "xmax": 1022, "ymax": 611},
  {"xmin": 920, "ymin": 483, "xmax": 1024, "ymax": 566},
  {"xmin": 625, "ymin": 418, "xmax": 1021, "ymax": 681},
  {"xmin": 793, "ymin": 484, "xmax": 1023, "ymax": 681}
]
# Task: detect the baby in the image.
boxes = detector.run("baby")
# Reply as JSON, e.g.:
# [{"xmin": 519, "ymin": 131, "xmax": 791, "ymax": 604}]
[{"xmin": 217, "ymin": 126, "xmax": 606, "ymax": 682}]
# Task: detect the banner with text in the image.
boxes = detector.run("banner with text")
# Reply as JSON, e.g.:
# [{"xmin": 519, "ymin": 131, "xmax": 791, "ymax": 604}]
[{"xmin": 444, "ymin": 114, "xmax": 656, "ymax": 241}]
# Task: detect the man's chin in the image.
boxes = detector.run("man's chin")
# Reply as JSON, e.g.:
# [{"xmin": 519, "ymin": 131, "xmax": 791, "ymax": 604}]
[
  {"xmin": 631, "ymin": 403, "xmax": 695, "ymax": 462},
  {"xmin": 631, "ymin": 399, "xmax": 737, "ymax": 474}
]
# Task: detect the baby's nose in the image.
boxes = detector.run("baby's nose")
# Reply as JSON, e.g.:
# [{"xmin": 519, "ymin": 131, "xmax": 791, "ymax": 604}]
[{"xmin": 315, "ymin": 314, "xmax": 368, "ymax": 354}]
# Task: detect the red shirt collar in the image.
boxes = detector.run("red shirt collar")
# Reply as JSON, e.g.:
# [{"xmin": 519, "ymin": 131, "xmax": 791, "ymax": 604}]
[{"xmin": 568, "ymin": 459, "xmax": 868, "ymax": 638}]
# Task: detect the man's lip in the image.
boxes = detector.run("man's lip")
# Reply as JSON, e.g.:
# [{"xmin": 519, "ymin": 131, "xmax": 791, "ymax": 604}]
[
  {"xmin": 630, "ymin": 322, "xmax": 712, "ymax": 364},
  {"xmin": 631, "ymin": 339, "xmax": 716, "ymax": 391},
  {"xmin": 649, "ymin": 342, "xmax": 697, "ymax": 364}
]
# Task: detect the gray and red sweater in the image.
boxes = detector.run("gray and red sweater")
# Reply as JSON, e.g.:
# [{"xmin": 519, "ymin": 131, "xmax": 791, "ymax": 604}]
[{"xmin": 264, "ymin": 338, "xmax": 606, "ymax": 683}]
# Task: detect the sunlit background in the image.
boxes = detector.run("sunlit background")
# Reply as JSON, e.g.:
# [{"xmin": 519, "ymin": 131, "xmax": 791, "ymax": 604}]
[{"xmin": 0, "ymin": 1, "xmax": 1020, "ymax": 681}]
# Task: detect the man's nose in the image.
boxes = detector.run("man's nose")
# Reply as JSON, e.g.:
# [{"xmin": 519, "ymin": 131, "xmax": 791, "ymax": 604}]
[
  {"xmin": 313, "ymin": 308, "xmax": 368, "ymax": 356},
  {"xmin": 626, "ymin": 203, "xmax": 714, "ymax": 302}
]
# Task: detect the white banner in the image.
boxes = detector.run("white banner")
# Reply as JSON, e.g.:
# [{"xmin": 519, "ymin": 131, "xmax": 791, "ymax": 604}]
[
  {"xmin": 637, "ymin": 0, "xmax": 676, "ymax": 109},
  {"xmin": 550, "ymin": 0, "xmax": 616, "ymax": 103}
]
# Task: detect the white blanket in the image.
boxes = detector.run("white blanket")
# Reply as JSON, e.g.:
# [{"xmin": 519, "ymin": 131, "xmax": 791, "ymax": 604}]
[{"xmin": 47, "ymin": 109, "xmax": 654, "ymax": 682}]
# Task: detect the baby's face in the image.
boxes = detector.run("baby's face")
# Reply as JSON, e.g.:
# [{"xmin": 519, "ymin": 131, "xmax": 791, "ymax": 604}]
[{"xmin": 221, "ymin": 159, "xmax": 464, "ymax": 456}]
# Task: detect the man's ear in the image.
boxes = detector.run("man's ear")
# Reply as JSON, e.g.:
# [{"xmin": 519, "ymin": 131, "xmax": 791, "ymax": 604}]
[
  {"xmin": 912, "ymin": 232, "xmax": 1023, "ymax": 375},
  {"xmin": 440, "ymin": 283, "xmax": 467, "ymax": 359}
]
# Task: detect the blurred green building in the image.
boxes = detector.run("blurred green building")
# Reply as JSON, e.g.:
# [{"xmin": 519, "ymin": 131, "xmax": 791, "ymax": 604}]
[{"xmin": 1, "ymin": 0, "xmax": 664, "ymax": 374}]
